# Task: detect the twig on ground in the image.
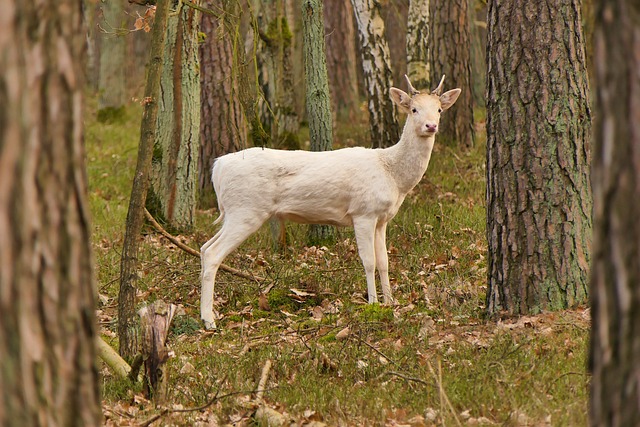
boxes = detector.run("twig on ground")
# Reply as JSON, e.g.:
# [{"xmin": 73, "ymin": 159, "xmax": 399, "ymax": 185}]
[
  {"xmin": 143, "ymin": 208, "xmax": 264, "ymax": 283},
  {"xmin": 380, "ymin": 371, "xmax": 430, "ymax": 386},
  {"xmin": 255, "ymin": 359, "xmax": 273, "ymax": 400},
  {"xmin": 359, "ymin": 339, "xmax": 401, "ymax": 369}
]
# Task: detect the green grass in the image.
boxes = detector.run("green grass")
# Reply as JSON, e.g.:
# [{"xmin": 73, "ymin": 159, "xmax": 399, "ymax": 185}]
[{"xmin": 89, "ymin": 100, "xmax": 589, "ymax": 426}]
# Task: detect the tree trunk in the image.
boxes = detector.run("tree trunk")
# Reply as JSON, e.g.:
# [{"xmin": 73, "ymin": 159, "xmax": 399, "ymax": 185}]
[
  {"xmin": 589, "ymin": 1, "xmax": 640, "ymax": 425},
  {"xmin": 0, "ymin": 1, "xmax": 101, "ymax": 425},
  {"xmin": 351, "ymin": 0, "xmax": 400, "ymax": 148},
  {"xmin": 485, "ymin": 0, "xmax": 592, "ymax": 315},
  {"xmin": 303, "ymin": 0, "xmax": 336, "ymax": 245},
  {"xmin": 119, "ymin": 0, "xmax": 172, "ymax": 361},
  {"xmin": 253, "ymin": 0, "xmax": 300, "ymax": 149},
  {"xmin": 148, "ymin": 1, "xmax": 201, "ymax": 230},
  {"xmin": 324, "ymin": 0, "xmax": 360, "ymax": 120},
  {"xmin": 199, "ymin": 0, "xmax": 247, "ymax": 200},
  {"xmin": 430, "ymin": 0, "xmax": 474, "ymax": 146},
  {"xmin": 406, "ymin": 0, "xmax": 430, "ymax": 90},
  {"xmin": 98, "ymin": 0, "xmax": 126, "ymax": 121}
]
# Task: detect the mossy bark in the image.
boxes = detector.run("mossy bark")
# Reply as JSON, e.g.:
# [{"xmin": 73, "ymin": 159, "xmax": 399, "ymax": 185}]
[
  {"xmin": 485, "ymin": 0, "xmax": 592, "ymax": 315},
  {"xmin": 148, "ymin": 1, "xmax": 200, "ymax": 230},
  {"xmin": 302, "ymin": 0, "xmax": 335, "ymax": 245}
]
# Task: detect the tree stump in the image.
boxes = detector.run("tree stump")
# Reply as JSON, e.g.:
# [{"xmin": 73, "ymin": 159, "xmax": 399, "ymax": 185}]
[{"xmin": 139, "ymin": 300, "xmax": 178, "ymax": 403}]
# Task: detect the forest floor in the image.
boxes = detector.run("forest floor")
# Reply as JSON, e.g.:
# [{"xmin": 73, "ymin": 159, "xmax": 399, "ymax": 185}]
[{"xmin": 87, "ymin": 102, "xmax": 589, "ymax": 426}]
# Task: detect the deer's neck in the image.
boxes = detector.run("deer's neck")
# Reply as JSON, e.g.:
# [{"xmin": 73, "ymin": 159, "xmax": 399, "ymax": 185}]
[{"xmin": 381, "ymin": 122, "xmax": 436, "ymax": 195}]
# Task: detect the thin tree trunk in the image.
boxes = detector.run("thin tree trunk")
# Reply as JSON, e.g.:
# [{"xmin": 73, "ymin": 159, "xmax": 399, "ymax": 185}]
[
  {"xmin": 430, "ymin": 0, "xmax": 474, "ymax": 147},
  {"xmin": 98, "ymin": 0, "xmax": 126, "ymax": 120},
  {"xmin": 407, "ymin": 0, "xmax": 430, "ymax": 90},
  {"xmin": 303, "ymin": 0, "xmax": 336, "ymax": 245},
  {"xmin": 148, "ymin": 1, "xmax": 200, "ymax": 230},
  {"xmin": 589, "ymin": 1, "xmax": 640, "ymax": 425},
  {"xmin": 0, "ymin": 1, "xmax": 101, "ymax": 424},
  {"xmin": 119, "ymin": 0, "xmax": 172, "ymax": 361},
  {"xmin": 485, "ymin": 0, "xmax": 592, "ymax": 315},
  {"xmin": 351, "ymin": 0, "xmax": 400, "ymax": 148}
]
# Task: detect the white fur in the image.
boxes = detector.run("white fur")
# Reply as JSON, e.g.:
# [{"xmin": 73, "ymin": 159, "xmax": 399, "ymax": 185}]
[{"xmin": 200, "ymin": 77, "xmax": 461, "ymax": 329}]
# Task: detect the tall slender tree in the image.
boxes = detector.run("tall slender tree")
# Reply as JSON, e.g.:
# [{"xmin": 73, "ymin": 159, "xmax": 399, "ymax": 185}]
[
  {"xmin": 407, "ymin": 0, "xmax": 430, "ymax": 90},
  {"xmin": 119, "ymin": 0, "xmax": 172, "ymax": 360},
  {"xmin": 148, "ymin": 0, "xmax": 201, "ymax": 229},
  {"xmin": 303, "ymin": 0, "xmax": 335, "ymax": 244},
  {"xmin": 98, "ymin": 0, "xmax": 126, "ymax": 121},
  {"xmin": 589, "ymin": 1, "xmax": 640, "ymax": 425},
  {"xmin": 430, "ymin": 0, "xmax": 474, "ymax": 146},
  {"xmin": 351, "ymin": 0, "xmax": 400, "ymax": 148},
  {"xmin": 485, "ymin": 0, "xmax": 592, "ymax": 315},
  {"xmin": 0, "ymin": 1, "xmax": 101, "ymax": 424}
]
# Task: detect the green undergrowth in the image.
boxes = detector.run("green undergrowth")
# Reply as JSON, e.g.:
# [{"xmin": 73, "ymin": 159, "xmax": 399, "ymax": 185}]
[{"xmin": 88, "ymin": 101, "xmax": 589, "ymax": 426}]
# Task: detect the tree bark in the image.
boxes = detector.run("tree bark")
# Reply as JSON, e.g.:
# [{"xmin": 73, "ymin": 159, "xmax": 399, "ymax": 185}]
[
  {"xmin": 199, "ymin": 0, "xmax": 247, "ymax": 196},
  {"xmin": 351, "ymin": 0, "xmax": 400, "ymax": 148},
  {"xmin": 253, "ymin": 0, "xmax": 300, "ymax": 149},
  {"xmin": 98, "ymin": 0, "xmax": 126, "ymax": 120},
  {"xmin": 485, "ymin": 0, "xmax": 592, "ymax": 316},
  {"xmin": 406, "ymin": 0, "xmax": 430, "ymax": 90},
  {"xmin": 148, "ymin": 1, "xmax": 201, "ymax": 230},
  {"xmin": 0, "ymin": 1, "xmax": 101, "ymax": 425},
  {"xmin": 589, "ymin": 1, "xmax": 640, "ymax": 425},
  {"xmin": 430, "ymin": 0, "xmax": 474, "ymax": 146},
  {"xmin": 119, "ymin": 0, "xmax": 172, "ymax": 361},
  {"xmin": 303, "ymin": 0, "xmax": 336, "ymax": 244},
  {"xmin": 324, "ymin": 0, "xmax": 360, "ymax": 120}
]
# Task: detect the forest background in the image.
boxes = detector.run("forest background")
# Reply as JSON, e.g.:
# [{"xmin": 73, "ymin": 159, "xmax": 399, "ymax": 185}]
[{"xmin": 2, "ymin": 0, "xmax": 637, "ymax": 426}]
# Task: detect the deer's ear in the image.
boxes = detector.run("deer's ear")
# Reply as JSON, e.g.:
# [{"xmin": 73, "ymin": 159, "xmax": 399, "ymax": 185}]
[
  {"xmin": 440, "ymin": 88, "xmax": 461, "ymax": 111},
  {"xmin": 390, "ymin": 88, "xmax": 412, "ymax": 114}
]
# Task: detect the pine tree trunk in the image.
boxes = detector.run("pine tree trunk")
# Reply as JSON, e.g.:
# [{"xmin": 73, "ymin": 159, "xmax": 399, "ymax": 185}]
[
  {"xmin": 148, "ymin": 1, "xmax": 200, "ymax": 230},
  {"xmin": 98, "ymin": 0, "xmax": 126, "ymax": 120},
  {"xmin": 324, "ymin": 0, "xmax": 360, "ymax": 120},
  {"xmin": 589, "ymin": 1, "xmax": 640, "ymax": 425},
  {"xmin": 199, "ymin": 0, "xmax": 247, "ymax": 198},
  {"xmin": 0, "ymin": 1, "xmax": 101, "ymax": 425},
  {"xmin": 119, "ymin": 0, "xmax": 172, "ymax": 360},
  {"xmin": 406, "ymin": 0, "xmax": 430, "ymax": 90},
  {"xmin": 303, "ymin": 0, "xmax": 335, "ymax": 245},
  {"xmin": 351, "ymin": 0, "xmax": 400, "ymax": 148},
  {"xmin": 430, "ymin": 0, "xmax": 474, "ymax": 146},
  {"xmin": 254, "ymin": 0, "xmax": 299, "ymax": 149},
  {"xmin": 485, "ymin": 0, "xmax": 592, "ymax": 315}
]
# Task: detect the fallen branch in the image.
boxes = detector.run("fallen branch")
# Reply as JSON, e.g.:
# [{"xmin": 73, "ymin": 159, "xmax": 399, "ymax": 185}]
[
  {"xmin": 143, "ymin": 208, "xmax": 264, "ymax": 283},
  {"xmin": 255, "ymin": 359, "xmax": 273, "ymax": 400},
  {"xmin": 96, "ymin": 336, "xmax": 131, "ymax": 380}
]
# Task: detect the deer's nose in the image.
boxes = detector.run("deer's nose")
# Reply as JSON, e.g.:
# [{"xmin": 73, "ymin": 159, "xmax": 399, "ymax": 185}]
[{"xmin": 425, "ymin": 123, "xmax": 438, "ymax": 133}]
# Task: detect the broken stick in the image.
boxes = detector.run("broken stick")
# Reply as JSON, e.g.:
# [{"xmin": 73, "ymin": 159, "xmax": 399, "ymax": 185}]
[{"xmin": 143, "ymin": 208, "xmax": 264, "ymax": 283}]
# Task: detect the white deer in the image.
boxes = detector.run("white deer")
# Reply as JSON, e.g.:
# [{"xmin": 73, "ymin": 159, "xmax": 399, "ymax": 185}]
[{"xmin": 200, "ymin": 75, "xmax": 461, "ymax": 329}]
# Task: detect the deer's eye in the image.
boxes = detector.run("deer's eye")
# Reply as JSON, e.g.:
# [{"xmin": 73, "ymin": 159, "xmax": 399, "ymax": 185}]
[
  {"xmin": 412, "ymin": 108, "xmax": 418, "ymax": 114},
  {"xmin": 438, "ymin": 108, "xmax": 442, "ymax": 113}
]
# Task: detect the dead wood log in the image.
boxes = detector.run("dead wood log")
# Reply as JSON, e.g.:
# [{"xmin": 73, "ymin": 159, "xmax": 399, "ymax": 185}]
[{"xmin": 139, "ymin": 300, "xmax": 178, "ymax": 403}]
